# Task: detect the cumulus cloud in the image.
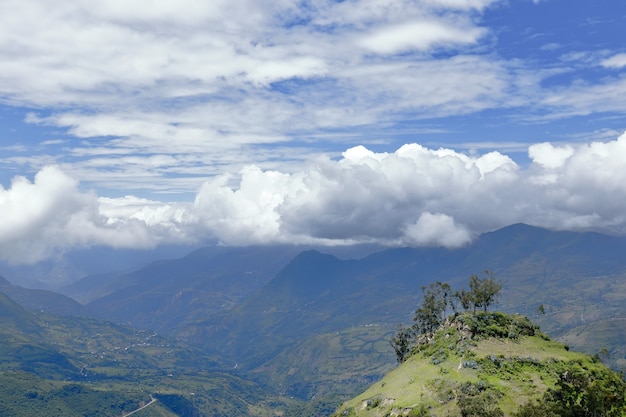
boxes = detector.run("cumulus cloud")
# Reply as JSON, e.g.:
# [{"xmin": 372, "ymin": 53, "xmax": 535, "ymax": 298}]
[
  {"xmin": 189, "ymin": 132, "xmax": 626, "ymax": 246},
  {"xmin": 5, "ymin": 133, "xmax": 626, "ymax": 264},
  {"xmin": 404, "ymin": 213, "xmax": 472, "ymax": 248},
  {"xmin": 528, "ymin": 142, "xmax": 574, "ymax": 170},
  {"xmin": 0, "ymin": 167, "xmax": 187, "ymax": 264},
  {"xmin": 191, "ymin": 166, "xmax": 302, "ymax": 245}
]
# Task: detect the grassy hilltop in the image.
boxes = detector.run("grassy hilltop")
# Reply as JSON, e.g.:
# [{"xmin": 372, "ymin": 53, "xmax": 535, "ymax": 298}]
[{"xmin": 332, "ymin": 312, "xmax": 626, "ymax": 417}]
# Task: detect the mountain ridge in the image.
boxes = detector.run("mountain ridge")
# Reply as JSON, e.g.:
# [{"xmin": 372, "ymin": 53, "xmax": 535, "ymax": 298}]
[{"xmin": 0, "ymin": 275, "xmax": 87, "ymax": 316}]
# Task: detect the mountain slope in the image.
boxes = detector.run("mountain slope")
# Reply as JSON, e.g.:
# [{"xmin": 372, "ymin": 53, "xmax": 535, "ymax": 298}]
[
  {"xmin": 332, "ymin": 312, "xmax": 626, "ymax": 417},
  {"xmin": 0, "ymin": 290, "xmax": 41, "ymax": 334},
  {"xmin": 0, "ymin": 275, "xmax": 87, "ymax": 316},
  {"xmin": 82, "ymin": 246, "xmax": 302, "ymax": 332},
  {"xmin": 0, "ymin": 292, "xmax": 296, "ymax": 416}
]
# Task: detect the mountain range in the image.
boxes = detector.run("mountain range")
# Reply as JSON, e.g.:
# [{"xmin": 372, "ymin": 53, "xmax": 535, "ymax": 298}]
[{"xmin": 2, "ymin": 223, "xmax": 626, "ymax": 415}]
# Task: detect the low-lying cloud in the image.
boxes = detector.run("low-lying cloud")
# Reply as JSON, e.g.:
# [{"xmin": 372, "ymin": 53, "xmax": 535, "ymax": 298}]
[{"xmin": 3, "ymin": 132, "xmax": 626, "ymax": 264}]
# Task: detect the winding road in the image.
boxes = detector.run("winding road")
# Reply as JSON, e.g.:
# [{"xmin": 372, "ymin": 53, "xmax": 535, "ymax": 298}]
[{"xmin": 121, "ymin": 396, "xmax": 157, "ymax": 417}]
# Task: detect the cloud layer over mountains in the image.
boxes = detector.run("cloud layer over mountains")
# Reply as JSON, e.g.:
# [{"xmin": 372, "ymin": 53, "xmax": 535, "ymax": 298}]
[{"xmin": 2, "ymin": 132, "xmax": 626, "ymax": 264}]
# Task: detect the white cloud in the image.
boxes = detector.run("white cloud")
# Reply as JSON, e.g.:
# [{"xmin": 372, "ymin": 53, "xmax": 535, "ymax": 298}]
[
  {"xmin": 4, "ymin": 133, "xmax": 626, "ymax": 264},
  {"xmin": 424, "ymin": 0, "xmax": 496, "ymax": 10},
  {"xmin": 528, "ymin": 142, "xmax": 574, "ymax": 169},
  {"xmin": 0, "ymin": 0, "xmax": 503, "ymax": 153},
  {"xmin": 5, "ymin": 0, "xmax": 624, "ymax": 195},
  {"xmin": 0, "ymin": 167, "xmax": 187, "ymax": 264},
  {"xmin": 601, "ymin": 53, "xmax": 626, "ymax": 69},
  {"xmin": 358, "ymin": 20, "xmax": 485, "ymax": 54},
  {"xmin": 403, "ymin": 212, "xmax": 472, "ymax": 247},
  {"xmin": 191, "ymin": 166, "xmax": 303, "ymax": 245},
  {"xmin": 541, "ymin": 76, "xmax": 626, "ymax": 117}
]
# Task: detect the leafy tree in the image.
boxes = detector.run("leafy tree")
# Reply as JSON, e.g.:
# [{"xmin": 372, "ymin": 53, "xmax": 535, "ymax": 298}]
[
  {"xmin": 413, "ymin": 281, "xmax": 451, "ymax": 335},
  {"xmin": 391, "ymin": 272, "xmax": 503, "ymax": 361},
  {"xmin": 468, "ymin": 271, "xmax": 502, "ymax": 313},
  {"xmin": 596, "ymin": 347, "xmax": 610, "ymax": 363},
  {"xmin": 453, "ymin": 289, "xmax": 474, "ymax": 313},
  {"xmin": 390, "ymin": 325, "xmax": 413, "ymax": 363}
]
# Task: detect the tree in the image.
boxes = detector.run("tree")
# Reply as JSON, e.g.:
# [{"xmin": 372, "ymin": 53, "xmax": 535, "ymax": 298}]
[
  {"xmin": 453, "ymin": 289, "xmax": 474, "ymax": 313},
  {"xmin": 468, "ymin": 271, "xmax": 502, "ymax": 313},
  {"xmin": 537, "ymin": 304, "xmax": 546, "ymax": 315},
  {"xmin": 390, "ymin": 325, "xmax": 413, "ymax": 363},
  {"xmin": 413, "ymin": 281, "xmax": 451, "ymax": 335}
]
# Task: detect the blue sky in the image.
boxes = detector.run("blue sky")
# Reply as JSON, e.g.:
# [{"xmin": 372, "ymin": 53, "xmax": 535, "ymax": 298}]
[{"xmin": 1, "ymin": 0, "xmax": 626, "ymax": 264}]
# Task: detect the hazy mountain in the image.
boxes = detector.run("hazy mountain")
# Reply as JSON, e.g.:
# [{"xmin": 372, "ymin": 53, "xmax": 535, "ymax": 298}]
[
  {"xmin": 81, "ymin": 246, "xmax": 304, "ymax": 332},
  {"xmin": 0, "ymin": 290, "xmax": 40, "ymax": 334},
  {"xmin": 0, "ymin": 244, "xmax": 201, "ymax": 289},
  {"xmin": 0, "ymin": 275, "xmax": 87, "ymax": 316}
]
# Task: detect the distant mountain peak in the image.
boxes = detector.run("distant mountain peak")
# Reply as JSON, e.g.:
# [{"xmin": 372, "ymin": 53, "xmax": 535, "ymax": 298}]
[{"xmin": 486, "ymin": 222, "xmax": 547, "ymax": 235}]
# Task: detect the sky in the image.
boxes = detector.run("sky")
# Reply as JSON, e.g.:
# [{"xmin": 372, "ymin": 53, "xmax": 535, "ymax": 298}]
[{"xmin": 1, "ymin": 0, "xmax": 626, "ymax": 265}]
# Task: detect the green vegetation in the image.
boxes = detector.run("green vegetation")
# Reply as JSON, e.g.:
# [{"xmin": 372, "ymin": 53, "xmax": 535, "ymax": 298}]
[
  {"xmin": 392, "ymin": 272, "xmax": 504, "ymax": 364},
  {"xmin": 334, "ymin": 274, "xmax": 626, "ymax": 417},
  {"xmin": 514, "ymin": 361, "xmax": 626, "ymax": 417},
  {"xmin": 333, "ymin": 312, "xmax": 626, "ymax": 416},
  {"xmin": 259, "ymin": 325, "xmax": 397, "ymax": 416},
  {"xmin": 0, "ymin": 371, "xmax": 146, "ymax": 417},
  {"xmin": 0, "ymin": 296, "xmax": 296, "ymax": 417}
]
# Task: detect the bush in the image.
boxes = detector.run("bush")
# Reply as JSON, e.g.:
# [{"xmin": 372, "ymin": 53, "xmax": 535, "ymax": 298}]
[
  {"xmin": 457, "ymin": 382, "xmax": 503, "ymax": 417},
  {"xmin": 364, "ymin": 395, "xmax": 382, "ymax": 409},
  {"xmin": 408, "ymin": 404, "xmax": 432, "ymax": 416},
  {"xmin": 457, "ymin": 312, "xmax": 539, "ymax": 340}
]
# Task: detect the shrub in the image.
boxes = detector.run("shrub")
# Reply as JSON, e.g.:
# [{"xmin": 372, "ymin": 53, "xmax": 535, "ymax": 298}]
[
  {"xmin": 457, "ymin": 382, "xmax": 503, "ymax": 417},
  {"xmin": 457, "ymin": 312, "xmax": 539, "ymax": 340},
  {"xmin": 408, "ymin": 404, "xmax": 432, "ymax": 416}
]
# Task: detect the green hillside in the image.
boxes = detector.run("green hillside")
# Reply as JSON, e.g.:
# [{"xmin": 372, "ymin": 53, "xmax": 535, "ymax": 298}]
[
  {"xmin": 1, "ymin": 274, "xmax": 87, "ymax": 316},
  {"xmin": 0, "ymin": 291, "xmax": 295, "ymax": 417},
  {"xmin": 0, "ymin": 290, "xmax": 40, "ymax": 332},
  {"xmin": 332, "ymin": 312, "xmax": 626, "ymax": 417}
]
